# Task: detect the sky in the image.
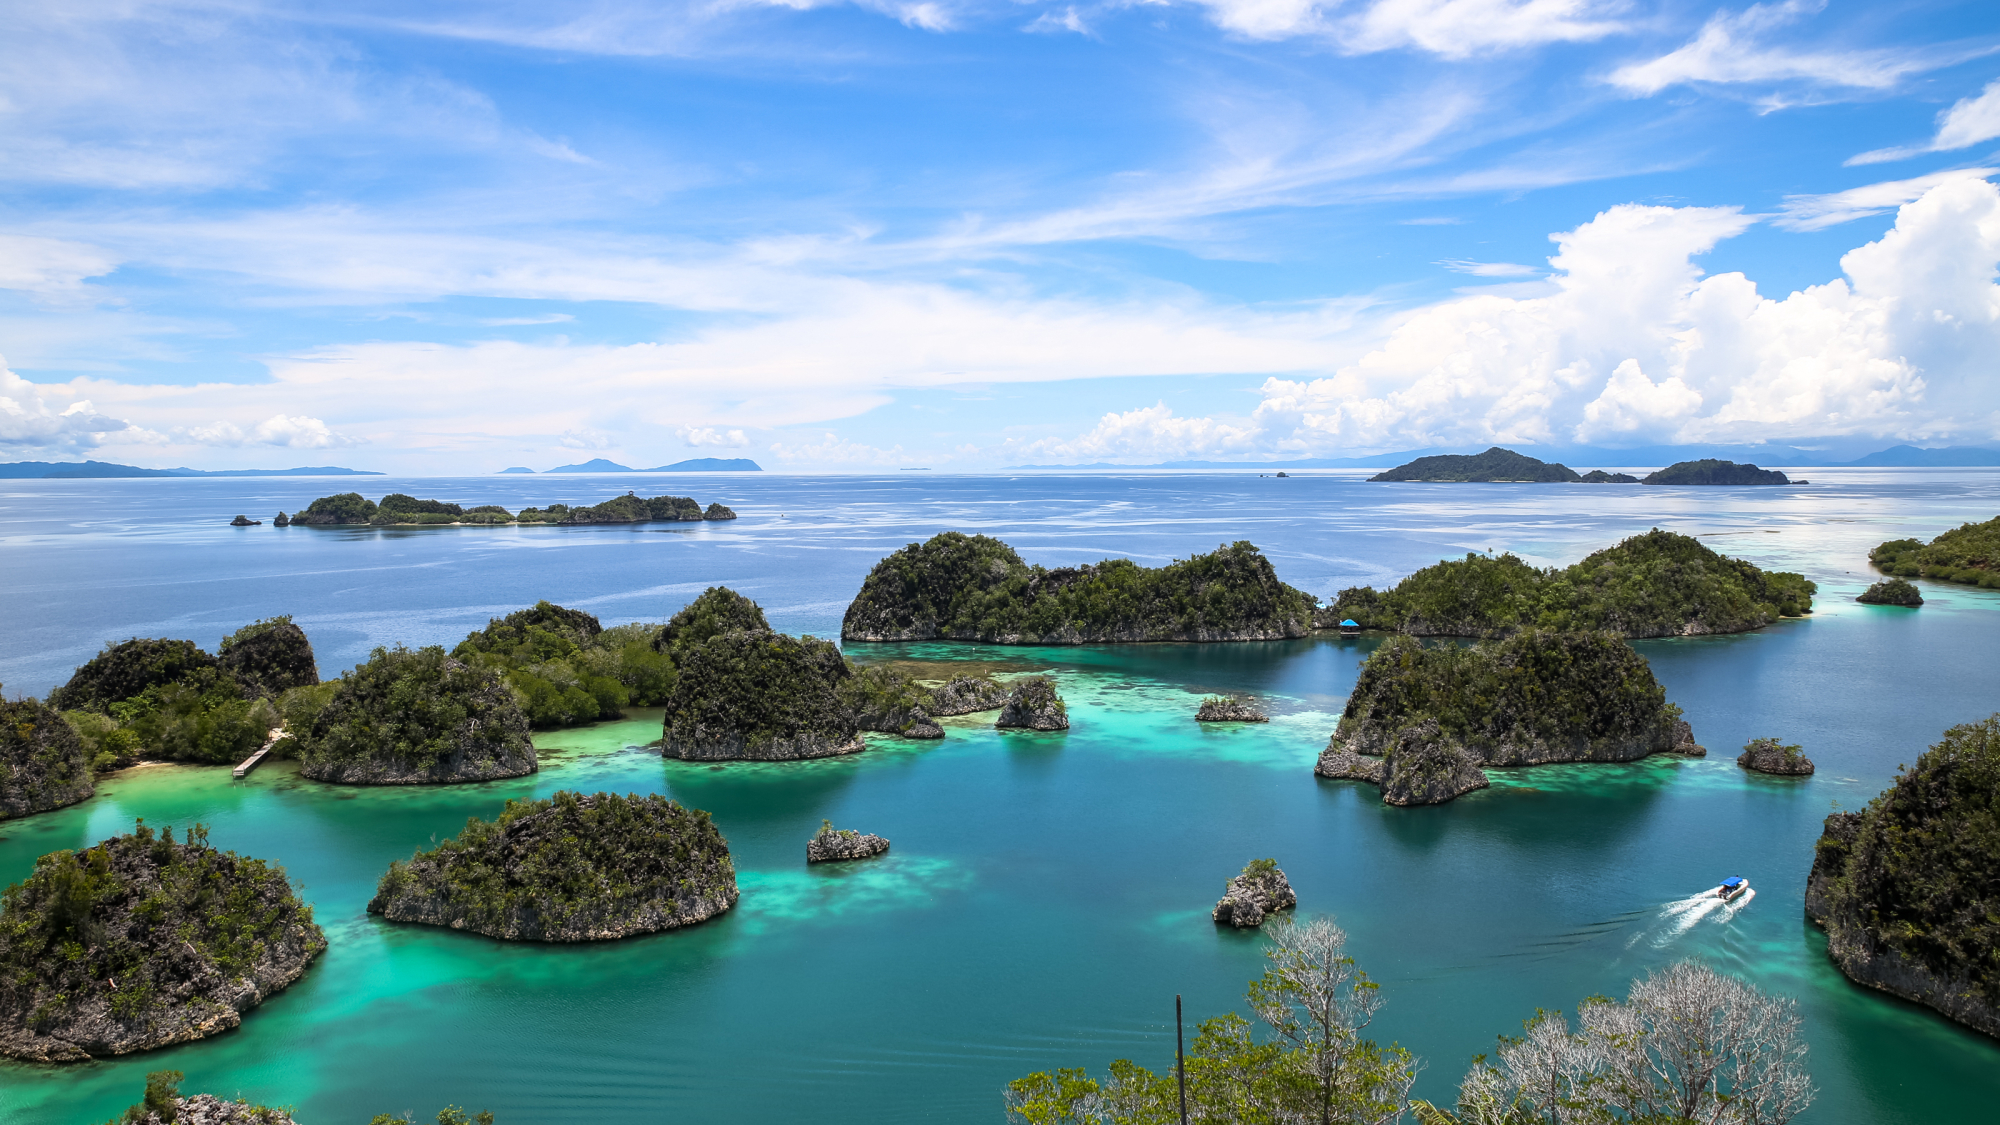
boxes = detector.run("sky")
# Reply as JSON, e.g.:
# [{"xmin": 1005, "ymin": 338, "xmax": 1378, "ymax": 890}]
[{"xmin": 2, "ymin": 0, "xmax": 1999, "ymax": 473}]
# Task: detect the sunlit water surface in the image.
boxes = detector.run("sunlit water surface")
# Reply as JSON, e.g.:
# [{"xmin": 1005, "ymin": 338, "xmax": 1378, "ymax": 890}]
[{"xmin": 2, "ymin": 471, "xmax": 1997, "ymax": 1123}]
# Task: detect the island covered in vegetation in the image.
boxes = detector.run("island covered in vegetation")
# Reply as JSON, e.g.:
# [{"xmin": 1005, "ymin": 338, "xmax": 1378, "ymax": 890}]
[
  {"xmin": 1807, "ymin": 714, "xmax": 2000, "ymax": 1038},
  {"xmin": 1316, "ymin": 630, "xmax": 1700, "ymax": 805},
  {"xmin": 290, "ymin": 645, "xmax": 537, "ymax": 784},
  {"xmin": 662, "ymin": 623, "xmax": 862, "ymax": 760},
  {"xmin": 451, "ymin": 601, "xmax": 672, "ymax": 729},
  {"xmin": 1369, "ymin": 447, "xmax": 1591, "ymax": 483},
  {"xmin": 0, "ymin": 694, "xmax": 95, "ymax": 819},
  {"xmin": 0, "ymin": 821, "xmax": 325, "ymax": 1062},
  {"xmin": 1642, "ymin": 459, "xmax": 1792, "ymax": 485},
  {"xmin": 1321, "ymin": 528, "xmax": 1815, "ymax": 639},
  {"xmin": 1869, "ymin": 515, "xmax": 2000, "ymax": 589},
  {"xmin": 369, "ymin": 791, "xmax": 736, "ymax": 941},
  {"xmin": 842, "ymin": 533, "xmax": 1315, "ymax": 644},
  {"xmin": 287, "ymin": 490, "xmax": 737, "ymax": 527},
  {"xmin": 50, "ymin": 619, "xmax": 318, "ymax": 770},
  {"xmin": 1857, "ymin": 577, "xmax": 1924, "ymax": 605}
]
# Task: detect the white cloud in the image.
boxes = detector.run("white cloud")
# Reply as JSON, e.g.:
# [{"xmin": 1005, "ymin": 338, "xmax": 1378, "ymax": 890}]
[
  {"xmin": 676, "ymin": 424, "xmax": 751, "ymax": 447},
  {"xmin": 1438, "ymin": 258, "xmax": 1540, "ymax": 276},
  {"xmin": 0, "ymin": 236, "xmax": 119, "ymax": 294},
  {"xmin": 767, "ymin": 432, "xmax": 910, "ymax": 466},
  {"xmin": 1024, "ymin": 6, "xmax": 1092, "ymax": 35},
  {"xmin": 1774, "ymin": 168, "xmax": 1997, "ymax": 231},
  {"xmin": 1338, "ymin": 0, "xmax": 1624, "ymax": 59},
  {"xmin": 559, "ymin": 427, "xmax": 613, "ymax": 450},
  {"xmin": 1015, "ymin": 402, "xmax": 1258, "ymax": 462},
  {"xmin": 1029, "ymin": 178, "xmax": 2000, "ymax": 459},
  {"xmin": 1608, "ymin": 1, "xmax": 1938, "ymax": 98},
  {"xmin": 0, "ymin": 361, "xmax": 143, "ymax": 454},
  {"xmin": 1849, "ymin": 79, "xmax": 2000, "ymax": 166},
  {"xmin": 182, "ymin": 412, "xmax": 355, "ymax": 448}
]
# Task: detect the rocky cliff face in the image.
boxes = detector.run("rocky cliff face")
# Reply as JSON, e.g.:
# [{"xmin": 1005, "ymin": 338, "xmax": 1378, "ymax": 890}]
[
  {"xmin": 662, "ymin": 630, "xmax": 863, "ymax": 760},
  {"xmin": 926, "ymin": 675, "xmax": 1010, "ymax": 715},
  {"xmin": 841, "ymin": 533, "xmax": 1315, "ymax": 644},
  {"xmin": 1804, "ymin": 716, "xmax": 2000, "ymax": 1039},
  {"xmin": 808, "ymin": 824, "xmax": 891, "ymax": 863},
  {"xmin": 297, "ymin": 647, "xmax": 537, "ymax": 785},
  {"xmin": 1379, "ymin": 719, "xmax": 1492, "ymax": 806},
  {"xmin": 0, "ymin": 697, "xmax": 95, "ymax": 820},
  {"xmin": 0, "ymin": 823, "xmax": 325, "ymax": 1062},
  {"xmin": 1212, "ymin": 860, "xmax": 1297, "ymax": 928},
  {"xmin": 996, "ymin": 676, "xmax": 1068, "ymax": 731},
  {"xmin": 370, "ymin": 791, "xmax": 737, "ymax": 942}
]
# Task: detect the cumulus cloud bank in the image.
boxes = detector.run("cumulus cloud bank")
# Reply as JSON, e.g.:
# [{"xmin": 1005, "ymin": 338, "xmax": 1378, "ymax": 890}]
[{"xmin": 1029, "ymin": 177, "xmax": 2000, "ymax": 461}]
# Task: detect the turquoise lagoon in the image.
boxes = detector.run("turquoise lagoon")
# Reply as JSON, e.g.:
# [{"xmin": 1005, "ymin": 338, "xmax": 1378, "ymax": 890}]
[{"xmin": 2, "ymin": 470, "xmax": 1998, "ymax": 1122}]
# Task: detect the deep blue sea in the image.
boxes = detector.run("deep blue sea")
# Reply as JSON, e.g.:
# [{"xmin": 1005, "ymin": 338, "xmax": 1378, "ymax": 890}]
[{"xmin": 2, "ymin": 469, "xmax": 1997, "ymax": 1124}]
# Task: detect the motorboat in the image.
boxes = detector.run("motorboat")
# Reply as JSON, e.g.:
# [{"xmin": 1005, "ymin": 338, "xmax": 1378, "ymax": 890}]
[{"xmin": 1715, "ymin": 877, "xmax": 1749, "ymax": 901}]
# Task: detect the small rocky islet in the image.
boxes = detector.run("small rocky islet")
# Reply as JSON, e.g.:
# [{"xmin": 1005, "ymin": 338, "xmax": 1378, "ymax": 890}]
[
  {"xmin": 1315, "ymin": 630, "xmax": 1705, "ymax": 806},
  {"xmin": 1212, "ymin": 859, "xmax": 1296, "ymax": 928},
  {"xmin": 996, "ymin": 676, "xmax": 1068, "ymax": 731},
  {"xmin": 369, "ymin": 791, "xmax": 737, "ymax": 941},
  {"xmin": 808, "ymin": 821, "xmax": 891, "ymax": 863},
  {"xmin": 0, "ymin": 821, "xmax": 325, "ymax": 1063},
  {"xmin": 1738, "ymin": 737, "xmax": 1815, "ymax": 776},
  {"xmin": 1195, "ymin": 695, "xmax": 1267, "ymax": 722}
]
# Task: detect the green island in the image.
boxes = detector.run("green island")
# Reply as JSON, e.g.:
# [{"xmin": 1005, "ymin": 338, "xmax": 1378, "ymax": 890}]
[
  {"xmin": 841, "ymin": 533, "xmax": 1315, "ymax": 644},
  {"xmin": 1369, "ymin": 447, "xmax": 1589, "ymax": 482},
  {"xmin": 1857, "ymin": 577, "xmax": 1924, "ymax": 605},
  {"xmin": 0, "ymin": 821, "xmax": 325, "ymax": 1062},
  {"xmin": 663, "ymin": 623, "xmax": 861, "ymax": 760},
  {"xmin": 0, "ymin": 694, "xmax": 95, "ymax": 819},
  {"xmin": 286, "ymin": 490, "xmax": 737, "ymax": 527},
  {"xmin": 1641, "ymin": 458, "xmax": 1792, "ymax": 485},
  {"xmin": 995, "ymin": 675, "xmax": 1068, "ymax": 731},
  {"xmin": 50, "ymin": 619, "xmax": 319, "ymax": 770},
  {"xmin": 1869, "ymin": 515, "xmax": 2000, "ymax": 589},
  {"xmin": 1006, "ymin": 917, "xmax": 1812, "ymax": 1125},
  {"xmin": 1807, "ymin": 714, "xmax": 2000, "ymax": 1038},
  {"xmin": 1322, "ymin": 528, "xmax": 1815, "ymax": 639},
  {"xmin": 369, "ymin": 791, "xmax": 736, "ymax": 941},
  {"xmin": 1315, "ymin": 630, "xmax": 1701, "ymax": 806},
  {"xmin": 451, "ymin": 601, "xmax": 672, "ymax": 729},
  {"xmin": 290, "ymin": 645, "xmax": 537, "ymax": 784}
]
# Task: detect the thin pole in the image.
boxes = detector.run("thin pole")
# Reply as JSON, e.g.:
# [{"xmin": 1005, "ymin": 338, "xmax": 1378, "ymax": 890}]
[{"xmin": 1176, "ymin": 993, "xmax": 1189, "ymax": 1125}]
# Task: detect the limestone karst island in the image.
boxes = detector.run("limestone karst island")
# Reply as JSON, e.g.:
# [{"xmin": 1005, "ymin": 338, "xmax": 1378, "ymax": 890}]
[{"xmin": 7, "ymin": 5, "xmax": 2000, "ymax": 1121}]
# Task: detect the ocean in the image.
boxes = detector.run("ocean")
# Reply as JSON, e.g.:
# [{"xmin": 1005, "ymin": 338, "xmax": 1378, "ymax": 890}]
[{"xmin": 2, "ymin": 469, "xmax": 1997, "ymax": 1123}]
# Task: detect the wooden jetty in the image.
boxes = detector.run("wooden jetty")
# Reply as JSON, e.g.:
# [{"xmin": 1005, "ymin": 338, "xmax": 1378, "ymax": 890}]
[{"xmin": 233, "ymin": 727, "xmax": 289, "ymax": 779}]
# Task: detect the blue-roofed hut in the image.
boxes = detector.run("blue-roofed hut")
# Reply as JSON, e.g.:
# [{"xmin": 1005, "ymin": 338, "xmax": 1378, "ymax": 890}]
[{"xmin": 1339, "ymin": 619, "xmax": 1361, "ymax": 638}]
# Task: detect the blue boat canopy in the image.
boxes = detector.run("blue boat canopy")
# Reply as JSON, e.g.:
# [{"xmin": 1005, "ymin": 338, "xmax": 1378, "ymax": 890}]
[
  {"xmin": 1721, "ymin": 877, "xmax": 1745, "ymax": 888},
  {"xmin": 1340, "ymin": 619, "xmax": 1359, "ymax": 627}
]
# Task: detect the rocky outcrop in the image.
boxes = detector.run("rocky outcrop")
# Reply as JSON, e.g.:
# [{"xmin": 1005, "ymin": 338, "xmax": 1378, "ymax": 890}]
[
  {"xmin": 1212, "ymin": 860, "xmax": 1297, "ymax": 928},
  {"xmin": 841, "ymin": 533, "xmax": 1315, "ymax": 644},
  {"xmin": 296, "ymin": 647, "xmax": 537, "ymax": 784},
  {"xmin": 0, "ymin": 697, "xmax": 95, "ymax": 819},
  {"xmin": 1670, "ymin": 720, "xmax": 1707, "ymax": 756},
  {"xmin": 1738, "ymin": 737, "xmax": 1814, "ymax": 776},
  {"xmin": 272, "ymin": 511, "xmax": 290, "ymax": 527},
  {"xmin": 662, "ymin": 630, "xmax": 864, "ymax": 760},
  {"xmin": 229, "ymin": 515, "xmax": 258, "ymax": 526},
  {"xmin": 218, "ymin": 617, "xmax": 320, "ymax": 698},
  {"xmin": 1858, "ymin": 578, "xmax": 1924, "ymax": 606},
  {"xmin": 704, "ymin": 503, "xmax": 737, "ymax": 520},
  {"xmin": 1379, "ymin": 719, "xmax": 1491, "ymax": 806},
  {"xmin": 369, "ymin": 791, "xmax": 736, "ymax": 941},
  {"xmin": 128, "ymin": 1093, "xmax": 301, "ymax": 1125},
  {"xmin": 808, "ymin": 822, "xmax": 891, "ymax": 863},
  {"xmin": 0, "ymin": 822, "xmax": 325, "ymax": 1062},
  {"xmin": 926, "ymin": 675, "xmax": 1010, "ymax": 715},
  {"xmin": 1314, "ymin": 740, "xmax": 1384, "ymax": 784},
  {"xmin": 1805, "ymin": 716, "xmax": 2000, "ymax": 1038},
  {"xmin": 1580, "ymin": 470, "xmax": 1640, "ymax": 483},
  {"xmin": 996, "ymin": 676, "xmax": 1068, "ymax": 731},
  {"xmin": 841, "ymin": 664, "xmax": 946, "ymax": 739},
  {"xmin": 1196, "ymin": 696, "xmax": 1268, "ymax": 722}
]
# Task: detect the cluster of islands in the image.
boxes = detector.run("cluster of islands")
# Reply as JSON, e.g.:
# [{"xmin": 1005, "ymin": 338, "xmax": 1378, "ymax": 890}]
[
  {"xmin": 228, "ymin": 491, "xmax": 737, "ymax": 529},
  {"xmin": 3, "ymin": 513, "xmax": 1997, "ymax": 1086},
  {"xmin": 1366, "ymin": 447, "xmax": 1800, "ymax": 485}
]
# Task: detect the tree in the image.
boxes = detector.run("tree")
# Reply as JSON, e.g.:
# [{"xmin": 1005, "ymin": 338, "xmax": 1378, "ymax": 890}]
[{"xmin": 1433, "ymin": 961, "xmax": 1814, "ymax": 1125}]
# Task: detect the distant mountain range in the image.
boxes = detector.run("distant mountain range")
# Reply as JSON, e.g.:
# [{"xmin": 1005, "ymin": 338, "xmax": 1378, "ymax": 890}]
[
  {"xmin": 0, "ymin": 460, "xmax": 381, "ymax": 479},
  {"xmin": 520, "ymin": 457, "xmax": 763, "ymax": 473},
  {"xmin": 1011, "ymin": 443, "xmax": 2000, "ymax": 470}
]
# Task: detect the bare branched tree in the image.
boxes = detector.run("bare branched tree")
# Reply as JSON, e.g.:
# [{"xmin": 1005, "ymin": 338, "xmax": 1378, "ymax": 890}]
[{"xmin": 1250, "ymin": 915, "xmax": 1417, "ymax": 1125}]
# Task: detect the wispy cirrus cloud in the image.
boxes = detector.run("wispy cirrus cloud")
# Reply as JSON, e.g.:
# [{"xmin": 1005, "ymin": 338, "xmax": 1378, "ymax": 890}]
[
  {"xmin": 1773, "ymin": 167, "xmax": 1997, "ymax": 231},
  {"xmin": 1607, "ymin": 0, "xmax": 1955, "ymax": 99},
  {"xmin": 1849, "ymin": 78, "xmax": 2000, "ymax": 165}
]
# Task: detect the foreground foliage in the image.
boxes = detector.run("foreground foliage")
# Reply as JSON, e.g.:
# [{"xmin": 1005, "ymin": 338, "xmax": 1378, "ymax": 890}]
[
  {"xmin": 1807, "ymin": 714, "xmax": 2000, "ymax": 1036},
  {"xmin": 370, "ymin": 791, "xmax": 737, "ymax": 941},
  {"xmin": 0, "ymin": 821, "xmax": 325, "ymax": 1062},
  {"xmin": 1869, "ymin": 515, "xmax": 2000, "ymax": 589},
  {"xmin": 104, "ymin": 1070, "xmax": 298, "ymax": 1125},
  {"xmin": 843, "ymin": 533, "xmax": 1315, "ymax": 643},
  {"xmin": 1326, "ymin": 529, "xmax": 1814, "ymax": 639}
]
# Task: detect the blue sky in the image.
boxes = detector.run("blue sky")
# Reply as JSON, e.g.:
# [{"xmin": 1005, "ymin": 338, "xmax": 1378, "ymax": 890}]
[{"xmin": 2, "ymin": 0, "xmax": 1999, "ymax": 471}]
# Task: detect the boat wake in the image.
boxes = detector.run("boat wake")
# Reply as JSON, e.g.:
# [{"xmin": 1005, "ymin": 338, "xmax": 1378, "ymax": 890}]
[{"xmin": 1633, "ymin": 886, "xmax": 1756, "ymax": 948}]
